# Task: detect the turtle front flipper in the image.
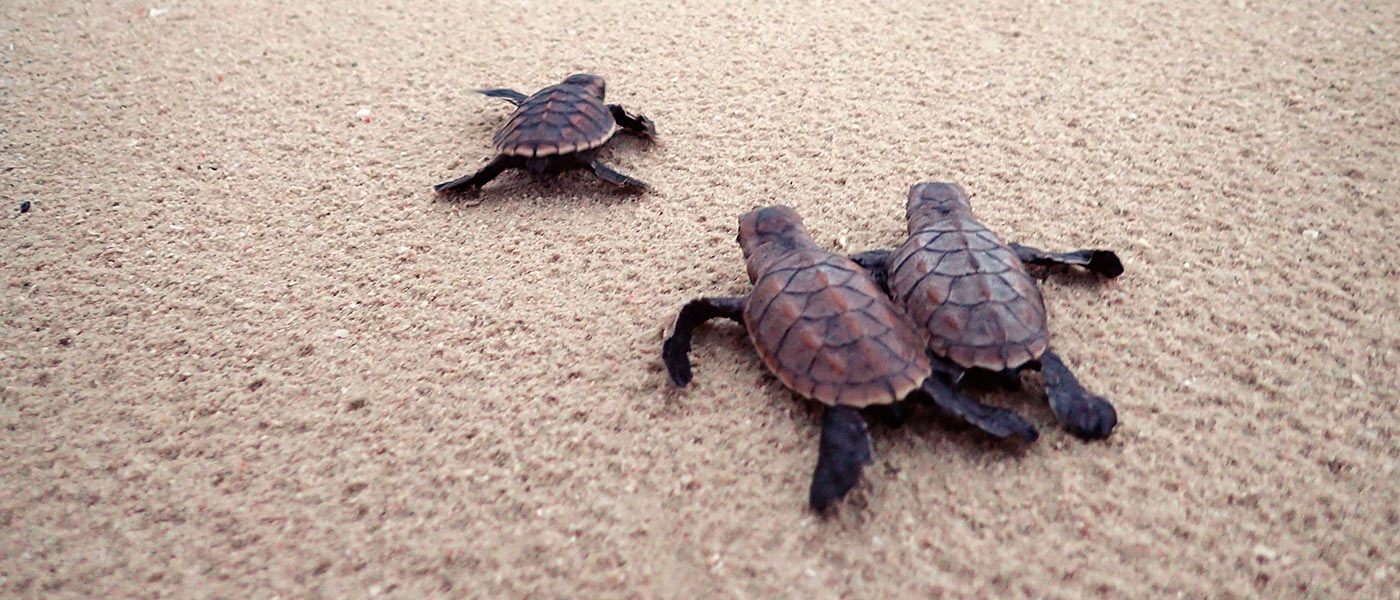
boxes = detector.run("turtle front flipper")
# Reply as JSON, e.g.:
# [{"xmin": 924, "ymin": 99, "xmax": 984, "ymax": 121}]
[
  {"xmin": 609, "ymin": 104, "xmax": 657, "ymax": 139},
  {"xmin": 1009, "ymin": 243, "xmax": 1124, "ymax": 279},
  {"xmin": 810, "ymin": 405, "xmax": 873, "ymax": 512},
  {"xmin": 917, "ymin": 366, "xmax": 1039, "ymax": 443},
  {"xmin": 1038, "ymin": 349, "xmax": 1117, "ymax": 439},
  {"xmin": 662, "ymin": 297, "xmax": 745, "ymax": 387},
  {"xmin": 848, "ymin": 249, "xmax": 893, "ymax": 294},
  {"xmin": 434, "ymin": 155, "xmax": 519, "ymax": 195},
  {"xmin": 589, "ymin": 160, "xmax": 650, "ymax": 192},
  {"xmin": 478, "ymin": 88, "xmax": 528, "ymax": 105}
]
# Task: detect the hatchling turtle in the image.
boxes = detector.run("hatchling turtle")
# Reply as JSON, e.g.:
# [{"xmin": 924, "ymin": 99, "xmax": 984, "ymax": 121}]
[
  {"xmin": 662, "ymin": 206, "xmax": 1036, "ymax": 512},
  {"xmin": 852, "ymin": 182, "xmax": 1124, "ymax": 440},
  {"xmin": 434, "ymin": 74, "xmax": 656, "ymax": 195}
]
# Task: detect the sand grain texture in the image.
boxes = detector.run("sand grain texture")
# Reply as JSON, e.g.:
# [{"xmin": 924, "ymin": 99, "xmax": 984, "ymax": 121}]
[{"xmin": 2, "ymin": 1, "xmax": 1398, "ymax": 598}]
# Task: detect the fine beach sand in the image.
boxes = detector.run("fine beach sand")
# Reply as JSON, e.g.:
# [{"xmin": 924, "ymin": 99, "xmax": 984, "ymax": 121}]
[{"xmin": 3, "ymin": 0, "xmax": 1398, "ymax": 597}]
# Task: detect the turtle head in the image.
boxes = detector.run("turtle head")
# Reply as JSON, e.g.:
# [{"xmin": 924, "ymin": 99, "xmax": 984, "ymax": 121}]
[
  {"xmin": 563, "ymin": 73, "xmax": 605, "ymax": 99},
  {"xmin": 906, "ymin": 182, "xmax": 972, "ymax": 231},
  {"xmin": 738, "ymin": 205, "xmax": 816, "ymax": 282}
]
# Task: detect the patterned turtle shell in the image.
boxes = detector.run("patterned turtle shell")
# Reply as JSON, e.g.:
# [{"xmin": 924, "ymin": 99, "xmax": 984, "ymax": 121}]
[
  {"xmin": 740, "ymin": 207, "xmax": 930, "ymax": 407},
  {"xmin": 491, "ymin": 74, "xmax": 617, "ymax": 158},
  {"xmin": 886, "ymin": 183, "xmax": 1050, "ymax": 372}
]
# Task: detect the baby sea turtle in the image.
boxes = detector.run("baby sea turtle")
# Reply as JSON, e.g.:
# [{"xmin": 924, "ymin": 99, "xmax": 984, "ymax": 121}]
[
  {"xmin": 435, "ymin": 74, "xmax": 656, "ymax": 195},
  {"xmin": 662, "ymin": 206, "xmax": 1034, "ymax": 512},
  {"xmin": 853, "ymin": 182, "xmax": 1124, "ymax": 439}
]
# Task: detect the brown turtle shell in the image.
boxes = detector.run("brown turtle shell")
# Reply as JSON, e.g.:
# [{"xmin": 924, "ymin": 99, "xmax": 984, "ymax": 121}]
[
  {"xmin": 492, "ymin": 76, "xmax": 617, "ymax": 158},
  {"xmin": 887, "ymin": 216, "xmax": 1050, "ymax": 372},
  {"xmin": 744, "ymin": 251, "xmax": 931, "ymax": 408}
]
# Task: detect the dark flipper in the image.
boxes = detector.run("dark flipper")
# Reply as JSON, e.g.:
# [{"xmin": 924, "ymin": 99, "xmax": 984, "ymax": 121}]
[
  {"xmin": 848, "ymin": 249, "xmax": 893, "ymax": 294},
  {"xmin": 434, "ymin": 155, "xmax": 517, "ymax": 194},
  {"xmin": 810, "ymin": 405, "xmax": 872, "ymax": 512},
  {"xmin": 590, "ymin": 160, "xmax": 649, "ymax": 191},
  {"xmin": 1009, "ymin": 243, "xmax": 1124, "ymax": 279},
  {"xmin": 1039, "ymin": 349, "xmax": 1117, "ymax": 439},
  {"xmin": 610, "ymin": 104, "xmax": 657, "ymax": 139},
  {"xmin": 478, "ymin": 88, "xmax": 528, "ymax": 105},
  {"xmin": 918, "ymin": 359, "xmax": 1038, "ymax": 442},
  {"xmin": 661, "ymin": 297, "xmax": 745, "ymax": 387}
]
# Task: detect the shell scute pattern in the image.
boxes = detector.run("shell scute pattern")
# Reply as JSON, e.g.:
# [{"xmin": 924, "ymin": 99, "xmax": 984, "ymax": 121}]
[
  {"xmin": 891, "ymin": 216, "xmax": 1050, "ymax": 372},
  {"xmin": 744, "ymin": 252, "xmax": 929, "ymax": 407},
  {"xmin": 493, "ymin": 84, "xmax": 617, "ymax": 158}
]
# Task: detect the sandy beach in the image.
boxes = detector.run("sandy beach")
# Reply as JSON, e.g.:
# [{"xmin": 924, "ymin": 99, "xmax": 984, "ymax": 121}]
[{"xmin": 2, "ymin": 0, "xmax": 1397, "ymax": 597}]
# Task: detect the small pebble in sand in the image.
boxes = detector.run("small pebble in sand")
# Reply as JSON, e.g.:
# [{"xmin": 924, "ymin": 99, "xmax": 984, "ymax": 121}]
[
  {"xmin": 19, "ymin": 200, "xmax": 30, "ymax": 214},
  {"xmin": 149, "ymin": 8, "xmax": 168, "ymax": 18},
  {"xmin": 333, "ymin": 328, "xmax": 349, "ymax": 338},
  {"xmin": 1253, "ymin": 544, "xmax": 1278, "ymax": 562},
  {"xmin": 355, "ymin": 107, "xmax": 372, "ymax": 122},
  {"xmin": 1302, "ymin": 229, "xmax": 1320, "ymax": 240}
]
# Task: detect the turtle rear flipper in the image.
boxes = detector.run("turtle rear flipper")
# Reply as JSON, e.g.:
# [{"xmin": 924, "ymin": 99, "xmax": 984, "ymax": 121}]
[
  {"xmin": 918, "ymin": 352, "xmax": 1041, "ymax": 441},
  {"xmin": 478, "ymin": 88, "xmax": 528, "ymax": 105},
  {"xmin": 918, "ymin": 367, "xmax": 1038, "ymax": 442},
  {"xmin": 810, "ymin": 405, "xmax": 872, "ymax": 512},
  {"xmin": 435, "ymin": 155, "xmax": 519, "ymax": 194},
  {"xmin": 590, "ymin": 159, "xmax": 649, "ymax": 191},
  {"xmin": 1009, "ymin": 243, "xmax": 1124, "ymax": 279},
  {"xmin": 1039, "ymin": 349, "xmax": 1117, "ymax": 439}
]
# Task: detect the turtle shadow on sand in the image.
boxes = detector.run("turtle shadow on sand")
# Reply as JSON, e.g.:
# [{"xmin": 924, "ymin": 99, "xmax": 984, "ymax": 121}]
[
  {"xmin": 432, "ymin": 161, "xmax": 654, "ymax": 208},
  {"xmin": 603, "ymin": 130, "xmax": 660, "ymax": 154}
]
